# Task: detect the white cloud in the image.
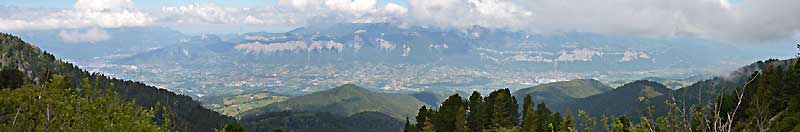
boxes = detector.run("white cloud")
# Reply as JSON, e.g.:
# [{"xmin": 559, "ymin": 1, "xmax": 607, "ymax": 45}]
[
  {"xmin": 404, "ymin": 0, "xmax": 800, "ymax": 41},
  {"xmin": 74, "ymin": 0, "xmax": 133, "ymax": 10},
  {"xmin": 159, "ymin": 0, "xmax": 408, "ymax": 27},
  {"xmin": 406, "ymin": 0, "xmax": 531, "ymax": 29},
  {"xmin": 2, "ymin": 0, "xmax": 798, "ymax": 41},
  {"xmin": 58, "ymin": 28, "xmax": 111, "ymax": 43},
  {"xmin": 160, "ymin": 4, "xmax": 241, "ymax": 24},
  {"xmin": 0, "ymin": 0, "xmax": 152, "ymax": 31}
]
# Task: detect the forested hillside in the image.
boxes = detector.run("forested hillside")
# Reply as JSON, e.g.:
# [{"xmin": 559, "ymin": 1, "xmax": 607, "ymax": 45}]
[
  {"xmin": 513, "ymin": 79, "xmax": 613, "ymax": 106},
  {"xmin": 238, "ymin": 84, "xmax": 424, "ymax": 131},
  {"xmin": 0, "ymin": 33, "xmax": 234, "ymax": 131},
  {"xmin": 240, "ymin": 111, "xmax": 404, "ymax": 132},
  {"xmin": 405, "ymin": 55, "xmax": 800, "ymax": 131},
  {"xmin": 240, "ymin": 84, "xmax": 425, "ymax": 120},
  {"xmin": 552, "ymin": 80, "xmax": 672, "ymax": 117}
]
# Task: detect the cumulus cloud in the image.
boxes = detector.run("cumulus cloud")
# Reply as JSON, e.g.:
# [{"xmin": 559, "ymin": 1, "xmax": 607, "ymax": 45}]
[
  {"xmin": 407, "ymin": 0, "xmax": 531, "ymax": 29},
  {"xmin": 2, "ymin": 0, "xmax": 799, "ymax": 41},
  {"xmin": 405, "ymin": 0, "xmax": 800, "ymax": 41},
  {"xmin": 74, "ymin": 0, "xmax": 133, "ymax": 10},
  {"xmin": 0, "ymin": 0, "xmax": 152, "ymax": 31},
  {"xmin": 158, "ymin": 0, "xmax": 408, "ymax": 28},
  {"xmin": 58, "ymin": 28, "xmax": 112, "ymax": 43}
]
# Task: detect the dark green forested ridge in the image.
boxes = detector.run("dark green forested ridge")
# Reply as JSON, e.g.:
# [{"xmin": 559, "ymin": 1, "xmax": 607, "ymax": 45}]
[
  {"xmin": 553, "ymin": 58, "xmax": 798, "ymax": 119},
  {"xmin": 240, "ymin": 111, "xmax": 404, "ymax": 132},
  {"xmin": 240, "ymin": 84, "xmax": 425, "ymax": 120},
  {"xmin": 0, "ymin": 33, "xmax": 234, "ymax": 131},
  {"xmin": 406, "ymin": 55, "xmax": 800, "ymax": 131},
  {"xmin": 552, "ymin": 80, "xmax": 672, "ymax": 117},
  {"xmin": 513, "ymin": 79, "xmax": 613, "ymax": 106}
]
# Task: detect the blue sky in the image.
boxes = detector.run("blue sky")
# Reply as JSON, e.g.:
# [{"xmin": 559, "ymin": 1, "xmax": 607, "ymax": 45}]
[{"xmin": 0, "ymin": 0, "xmax": 408, "ymax": 9}]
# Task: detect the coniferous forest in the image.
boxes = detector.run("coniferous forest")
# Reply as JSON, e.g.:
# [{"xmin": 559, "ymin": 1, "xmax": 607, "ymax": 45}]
[{"xmin": 403, "ymin": 51, "xmax": 800, "ymax": 132}]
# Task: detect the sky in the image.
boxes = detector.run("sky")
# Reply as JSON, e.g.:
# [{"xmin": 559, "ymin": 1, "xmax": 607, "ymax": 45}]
[{"xmin": 0, "ymin": 0, "xmax": 799, "ymax": 43}]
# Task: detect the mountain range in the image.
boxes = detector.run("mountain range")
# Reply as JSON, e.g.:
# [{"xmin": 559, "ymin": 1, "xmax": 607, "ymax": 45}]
[
  {"xmin": 113, "ymin": 23, "xmax": 755, "ymax": 72},
  {"xmin": 3, "ymin": 30, "xmax": 798, "ymax": 131}
]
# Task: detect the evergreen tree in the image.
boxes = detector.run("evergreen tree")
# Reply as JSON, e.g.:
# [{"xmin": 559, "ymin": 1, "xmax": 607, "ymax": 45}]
[
  {"xmin": 421, "ymin": 118, "xmax": 436, "ymax": 132},
  {"xmin": 454, "ymin": 106, "xmax": 469, "ymax": 132},
  {"xmin": 416, "ymin": 106, "xmax": 431, "ymax": 131},
  {"xmin": 508, "ymin": 90, "xmax": 520, "ymax": 125},
  {"xmin": 0, "ymin": 68, "xmax": 24, "ymax": 89},
  {"xmin": 404, "ymin": 117, "xmax": 419, "ymax": 132},
  {"xmin": 561, "ymin": 109, "xmax": 576, "ymax": 132},
  {"xmin": 435, "ymin": 94, "xmax": 465, "ymax": 132},
  {"xmin": 491, "ymin": 91, "xmax": 515, "ymax": 128},
  {"xmin": 521, "ymin": 103, "xmax": 537, "ymax": 132},
  {"xmin": 221, "ymin": 122, "xmax": 245, "ymax": 132},
  {"xmin": 484, "ymin": 90, "xmax": 499, "ymax": 129},
  {"xmin": 466, "ymin": 91, "xmax": 486, "ymax": 131},
  {"xmin": 552, "ymin": 112, "xmax": 563, "ymax": 132},
  {"xmin": 534, "ymin": 102, "xmax": 552, "ymax": 132},
  {"xmin": 522, "ymin": 94, "xmax": 533, "ymax": 119}
]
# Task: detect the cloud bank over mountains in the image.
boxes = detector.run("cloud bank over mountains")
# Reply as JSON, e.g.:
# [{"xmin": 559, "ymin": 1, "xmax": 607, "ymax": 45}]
[{"xmin": 0, "ymin": 0, "xmax": 798, "ymax": 41}]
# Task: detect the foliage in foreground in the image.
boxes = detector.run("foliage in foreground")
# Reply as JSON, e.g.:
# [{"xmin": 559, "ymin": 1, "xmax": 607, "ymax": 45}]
[{"xmin": 0, "ymin": 74, "xmax": 168, "ymax": 131}]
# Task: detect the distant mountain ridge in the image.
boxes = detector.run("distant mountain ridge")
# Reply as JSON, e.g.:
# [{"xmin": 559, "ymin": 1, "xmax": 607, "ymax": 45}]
[
  {"xmin": 10, "ymin": 27, "xmax": 185, "ymax": 60},
  {"xmin": 117, "ymin": 23, "xmax": 752, "ymax": 72}
]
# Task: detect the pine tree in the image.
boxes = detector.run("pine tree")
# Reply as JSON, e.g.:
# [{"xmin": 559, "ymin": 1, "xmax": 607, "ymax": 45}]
[
  {"xmin": 421, "ymin": 118, "xmax": 436, "ymax": 132},
  {"xmin": 435, "ymin": 94, "xmax": 465, "ymax": 132},
  {"xmin": 552, "ymin": 112, "xmax": 563, "ymax": 132},
  {"xmin": 404, "ymin": 117, "xmax": 419, "ymax": 132},
  {"xmin": 467, "ymin": 91, "xmax": 486, "ymax": 131},
  {"xmin": 0, "ymin": 68, "xmax": 24, "ymax": 89},
  {"xmin": 535, "ymin": 102, "xmax": 552, "ymax": 132},
  {"xmin": 523, "ymin": 94, "xmax": 533, "ymax": 119},
  {"xmin": 506, "ymin": 89, "xmax": 521, "ymax": 125},
  {"xmin": 521, "ymin": 94, "xmax": 535, "ymax": 130},
  {"xmin": 416, "ymin": 106, "xmax": 431, "ymax": 131},
  {"xmin": 492, "ymin": 91, "xmax": 515, "ymax": 128},
  {"xmin": 522, "ymin": 103, "xmax": 537, "ymax": 132},
  {"xmin": 561, "ymin": 109, "xmax": 576, "ymax": 132},
  {"xmin": 484, "ymin": 90, "xmax": 499, "ymax": 129},
  {"xmin": 221, "ymin": 122, "xmax": 245, "ymax": 132},
  {"xmin": 454, "ymin": 106, "xmax": 469, "ymax": 132}
]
